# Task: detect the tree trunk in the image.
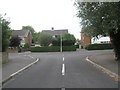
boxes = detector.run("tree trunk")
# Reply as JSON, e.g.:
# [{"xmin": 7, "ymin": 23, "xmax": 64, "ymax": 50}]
[{"xmin": 109, "ymin": 30, "xmax": 120, "ymax": 61}]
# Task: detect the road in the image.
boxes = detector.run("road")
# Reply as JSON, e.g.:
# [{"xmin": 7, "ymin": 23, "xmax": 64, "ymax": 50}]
[{"xmin": 3, "ymin": 50, "xmax": 118, "ymax": 88}]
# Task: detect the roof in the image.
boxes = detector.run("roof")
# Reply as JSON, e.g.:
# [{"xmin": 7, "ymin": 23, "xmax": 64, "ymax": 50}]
[
  {"xmin": 12, "ymin": 30, "xmax": 31, "ymax": 37},
  {"xmin": 42, "ymin": 29, "xmax": 68, "ymax": 36}
]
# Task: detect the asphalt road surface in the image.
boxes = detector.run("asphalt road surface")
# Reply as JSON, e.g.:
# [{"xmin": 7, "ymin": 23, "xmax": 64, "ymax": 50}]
[{"xmin": 3, "ymin": 50, "xmax": 118, "ymax": 88}]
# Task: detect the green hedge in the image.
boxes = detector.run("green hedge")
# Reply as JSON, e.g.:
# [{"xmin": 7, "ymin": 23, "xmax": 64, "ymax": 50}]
[
  {"xmin": 31, "ymin": 46, "xmax": 76, "ymax": 52},
  {"xmin": 62, "ymin": 46, "xmax": 76, "ymax": 51},
  {"xmin": 85, "ymin": 43, "xmax": 113, "ymax": 50}
]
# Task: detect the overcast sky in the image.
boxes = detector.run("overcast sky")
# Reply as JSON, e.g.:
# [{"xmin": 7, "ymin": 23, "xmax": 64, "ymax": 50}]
[{"xmin": 0, "ymin": 0, "xmax": 82, "ymax": 39}]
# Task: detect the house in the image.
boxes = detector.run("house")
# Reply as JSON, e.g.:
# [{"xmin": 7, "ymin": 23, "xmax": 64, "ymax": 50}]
[
  {"xmin": 81, "ymin": 29, "xmax": 110, "ymax": 48},
  {"xmin": 12, "ymin": 30, "xmax": 32, "ymax": 47},
  {"xmin": 42, "ymin": 27, "xmax": 68, "ymax": 38},
  {"xmin": 91, "ymin": 36, "xmax": 110, "ymax": 44},
  {"xmin": 81, "ymin": 31, "xmax": 91, "ymax": 48}
]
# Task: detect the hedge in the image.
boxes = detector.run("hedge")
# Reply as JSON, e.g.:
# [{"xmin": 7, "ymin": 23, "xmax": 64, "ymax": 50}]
[
  {"xmin": 85, "ymin": 43, "xmax": 113, "ymax": 50},
  {"xmin": 31, "ymin": 46, "xmax": 76, "ymax": 52}
]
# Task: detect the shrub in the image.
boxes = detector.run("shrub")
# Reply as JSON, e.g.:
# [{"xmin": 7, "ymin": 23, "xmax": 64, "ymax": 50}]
[
  {"xmin": 85, "ymin": 43, "xmax": 113, "ymax": 50},
  {"xmin": 52, "ymin": 33, "xmax": 76, "ymax": 46},
  {"xmin": 23, "ymin": 43, "xmax": 30, "ymax": 49},
  {"xmin": 63, "ymin": 46, "xmax": 76, "ymax": 51},
  {"xmin": 31, "ymin": 46, "xmax": 76, "ymax": 52}
]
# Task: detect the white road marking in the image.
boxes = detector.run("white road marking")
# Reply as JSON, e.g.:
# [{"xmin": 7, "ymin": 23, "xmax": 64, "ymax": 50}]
[
  {"xmin": 10, "ymin": 58, "xmax": 39, "ymax": 77},
  {"xmin": 62, "ymin": 64, "xmax": 65, "ymax": 75},
  {"xmin": 61, "ymin": 88, "xmax": 65, "ymax": 90},
  {"xmin": 63, "ymin": 57, "xmax": 64, "ymax": 61}
]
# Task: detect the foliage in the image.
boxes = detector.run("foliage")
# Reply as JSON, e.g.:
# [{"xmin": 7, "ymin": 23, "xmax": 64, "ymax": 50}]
[
  {"xmin": 75, "ymin": 2, "xmax": 120, "ymax": 37},
  {"xmin": 76, "ymin": 39, "xmax": 81, "ymax": 45},
  {"xmin": 0, "ymin": 15, "xmax": 2, "ymax": 52},
  {"xmin": 21, "ymin": 25, "xmax": 35, "ymax": 35},
  {"xmin": 39, "ymin": 32, "xmax": 53, "ymax": 46},
  {"xmin": 85, "ymin": 43, "xmax": 113, "ymax": 50},
  {"xmin": 52, "ymin": 36, "xmax": 60, "ymax": 46},
  {"xmin": 52, "ymin": 33, "xmax": 76, "ymax": 46},
  {"xmin": 75, "ymin": 2, "xmax": 120, "ymax": 60},
  {"xmin": 31, "ymin": 46, "xmax": 76, "ymax": 52},
  {"xmin": 21, "ymin": 25, "xmax": 40, "ymax": 43},
  {"xmin": 62, "ymin": 45, "xmax": 76, "ymax": 51},
  {"xmin": 9, "ymin": 36, "xmax": 21, "ymax": 47},
  {"xmin": 0, "ymin": 14, "xmax": 12, "ymax": 52},
  {"xmin": 62, "ymin": 33, "xmax": 76, "ymax": 46},
  {"xmin": 32, "ymin": 32, "xmax": 40, "ymax": 43},
  {"xmin": 23, "ymin": 43, "xmax": 30, "ymax": 49}
]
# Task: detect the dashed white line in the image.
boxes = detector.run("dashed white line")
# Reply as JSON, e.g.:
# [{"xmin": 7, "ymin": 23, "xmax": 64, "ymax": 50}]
[
  {"xmin": 61, "ymin": 88, "xmax": 65, "ymax": 90},
  {"xmin": 62, "ymin": 64, "xmax": 65, "ymax": 75},
  {"xmin": 63, "ymin": 57, "xmax": 64, "ymax": 61}
]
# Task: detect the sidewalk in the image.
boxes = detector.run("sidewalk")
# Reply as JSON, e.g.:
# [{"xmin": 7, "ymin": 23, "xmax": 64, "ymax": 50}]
[
  {"xmin": 2, "ymin": 53, "xmax": 36, "ymax": 81},
  {"xmin": 88, "ymin": 53, "xmax": 119, "ymax": 77}
]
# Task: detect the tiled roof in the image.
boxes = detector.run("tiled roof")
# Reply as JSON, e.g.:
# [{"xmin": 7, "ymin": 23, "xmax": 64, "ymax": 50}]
[
  {"xmin": 12, "ymin": 30, "xmax": 30, "ymax": 37},
  {"xmin": 42, "ymin": 29, "xmax": 68, "ymax": 36}
]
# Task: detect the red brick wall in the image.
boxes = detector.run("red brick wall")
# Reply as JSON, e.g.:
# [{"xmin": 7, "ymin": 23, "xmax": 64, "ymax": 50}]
[
  {"xmin": 81, "ymin": 33, "xmax": 91, "ymax": 48},
  {"xmin": 25, "ymin": 32, "xmax": 32, "ymax": 46}
]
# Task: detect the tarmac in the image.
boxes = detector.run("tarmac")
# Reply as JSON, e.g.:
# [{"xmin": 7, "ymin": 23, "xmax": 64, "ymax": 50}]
[
  {"xmin": 2, "ymin": 50, "xmax": 120, "ymax": 86},
  {"xmin": 2, "ymin": 53, "xmax": 39, "ymax": 84},
  {"xmin": 87, "ymin": 52, "xmax": 120, "ymax": 81}
]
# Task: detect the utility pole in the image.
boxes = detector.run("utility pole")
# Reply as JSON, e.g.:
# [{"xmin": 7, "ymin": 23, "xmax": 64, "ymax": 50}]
[{"xmin": 60, "ymin": 34, "xmax": 62, "ymax": 52}]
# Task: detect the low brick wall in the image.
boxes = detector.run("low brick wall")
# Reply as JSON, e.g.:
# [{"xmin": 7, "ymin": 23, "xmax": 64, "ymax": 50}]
[{"xmin": 7, "ymin": 47, "xmax": 18, "ymax": 53}]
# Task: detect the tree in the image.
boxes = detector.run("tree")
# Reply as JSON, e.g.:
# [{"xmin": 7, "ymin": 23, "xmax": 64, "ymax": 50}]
[
  {"xmin": 0, "ymin": 15, "xmax": 2, "ymax": 52},
  {"xmin": 21, "ymin": 25, "xmax": 39, "ymax": 43},
  {"xmin": 21, "ymin": 25, "xmax": 35, "ymax": 35},
  {"xmin": 9, "ymin": 36, "xmax": 21, "ymax": 47},
  {"xmin": 75, "ymin": 2, "xmax": 120, "ymax": 61},
  {"xmin": 62, "ymin": 33, "xmax": 76, "ymax": 46},
  {"xmin": 33, "ymin": 32, "xmax": 40, "ymax": 43},
  {"xmin": 52, "ymin": 33, "xmax": 76, "ymax": 46},
  {"xmin": 52, "ymin": 36, "xmax": 60, "ymax": 46},
  {"xmin": 76, "ymin": 39, "xmax": 81, "ymax": 45},
  {"xmin": 0, "ymin": 14, "xmax": 12, "ymax": 52},
  {"xmin": 39, "ymin": 32, "xmax": 53, "ymax": 46}
]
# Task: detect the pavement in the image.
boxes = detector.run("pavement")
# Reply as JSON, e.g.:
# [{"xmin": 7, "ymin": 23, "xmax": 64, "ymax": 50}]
[
  {"xmin": 2, "ymin": 50, "xmax": 118, "ymax": 88},
  {"xmin": 88, "ymin": 52, "xmax": 119, "ymax": 77},
  {"xmin": 2, "ymin": 52, "xmax": 38, "ymax": 82}
]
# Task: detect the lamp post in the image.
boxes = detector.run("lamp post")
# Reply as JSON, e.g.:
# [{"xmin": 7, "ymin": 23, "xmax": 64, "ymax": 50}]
[{"xmin": 60, "ymin": 34, "xmax": 62, "ymax": 52}]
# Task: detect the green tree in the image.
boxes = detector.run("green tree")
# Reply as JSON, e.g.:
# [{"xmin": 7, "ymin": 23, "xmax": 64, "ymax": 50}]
[
  {"xmin": 9, "ymin": 36, "xmax": 21, "ymax": 47},
  {"xmin": 52, "ymin": 35, "xmax": 61, "ymax": 46},
  {"xmin": 21, "ymin": 25, "xmax": 35, "ymax": 35},
  {"xmin": 39, "ymin": 32, "xmax": 53, "ymax": 46},
  {"xmin": 52, "ymin": 33, "xmax": 76, "ymax": 46},
  {"xmin": 21, "ymin": 25, "xmax": 40, "ymax": 43},
  {"xmin": 76, "ymin": 39, "xmax": 81, "ymax": 45},
  {"xmin": 62, "ymin": 33, "xmax": 76, "ymax": 46},
  {"xmin": 0, "ymin": 15, "xmax": 2, "ymax": 52},
  {"xmin": 33, "ymin": 32, "xmax": 40, "ymax": 43},
  {"xmin": 0, "ymin": 14, "xmax": 12, "ymax": 52},
  {"xmin": 75, "ymin": 2, "xmax": 120, "ymax": 60}
]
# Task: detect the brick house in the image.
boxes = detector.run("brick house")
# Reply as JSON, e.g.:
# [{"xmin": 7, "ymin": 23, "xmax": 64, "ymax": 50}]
[
  {"xmin": 81, "ymin": 32, "xmax": 91, "ymax": 49},
  {"xmin": 12, "ymin": 30, "xmax": 32, "ymax": 47}
]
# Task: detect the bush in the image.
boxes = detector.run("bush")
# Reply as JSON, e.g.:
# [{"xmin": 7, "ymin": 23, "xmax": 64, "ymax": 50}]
[
  {"xmin": 63, "ymin": 46, "xmax": 76, "ymax": 51},
  {"xmin": 31, "ymin": 46, "xmax": 76, "ymax": 52},
  {"xmin": 23, "ymin": 43, "xmax": 30, "ymax": 49},
  {"xmin": 52, "ymin": 33, "xmax": 76, "ymax": 46},
  {"xmin": 85, "ymin": 43, "xmax": 113, "ymax": 50}
]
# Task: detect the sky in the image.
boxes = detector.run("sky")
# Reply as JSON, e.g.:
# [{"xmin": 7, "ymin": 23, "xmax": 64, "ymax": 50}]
[{"xmin": 0, "ymin": 0, "xmax": 82, "ymax": 39}]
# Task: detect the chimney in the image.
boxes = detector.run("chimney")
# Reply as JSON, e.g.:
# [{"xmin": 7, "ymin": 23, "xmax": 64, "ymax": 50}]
[{"xmin": 51, "ymin": 27, "xmax": 54, "ymax": 31}]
